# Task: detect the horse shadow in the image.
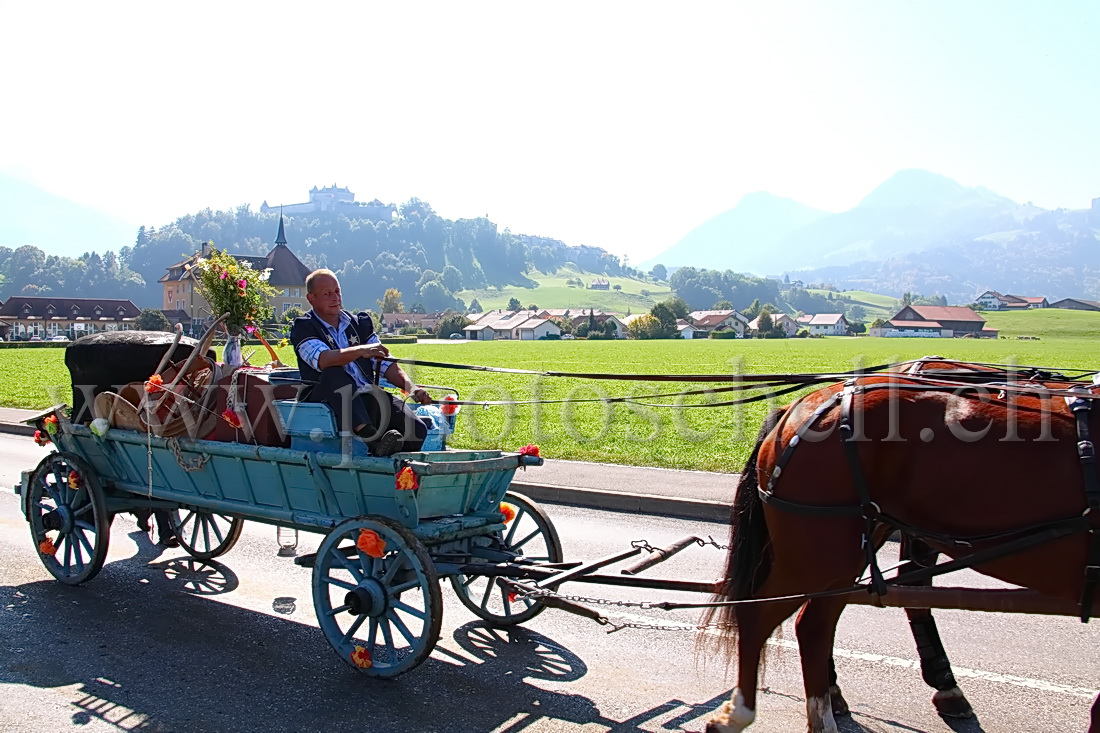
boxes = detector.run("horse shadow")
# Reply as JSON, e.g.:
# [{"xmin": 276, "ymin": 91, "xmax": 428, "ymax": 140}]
[{"xmin": 0, "ymin": 560, "xmax": 731, "ymax": 732}]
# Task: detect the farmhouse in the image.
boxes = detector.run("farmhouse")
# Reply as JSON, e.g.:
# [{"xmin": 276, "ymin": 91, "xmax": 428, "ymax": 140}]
[
  {"xmin": 796, "ymin": 313, "xmax": 848, "ymax": 336},
  {"xmin": 463, "ymin": 310, "xmax": 562, "ymax": 340},
  {"xmin": 883, "ymin": 305, "xmax": 995, "ymax": 338},
  {"xmin": 1049, "ymin": 298, "xmax": 1100, "ymax": 311},
  {"xmin": 748, "ymin": 313, "xmax": 799, "ymax": 337},
  {"xmin": 974, "ymin": 291, "xmax": 1048, "ymax": 310},
  {"xmin": 0, "ymin": 297, "xmax": 140, "ymax": 340},
  {"xmin": 688, "ymin": 310, "xmax": 748, "ymax": 337}
]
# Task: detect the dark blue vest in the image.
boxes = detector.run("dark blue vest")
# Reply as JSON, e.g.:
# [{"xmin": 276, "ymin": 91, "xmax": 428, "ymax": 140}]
[{"xmin": 290, "ymin": 310, "xmax": 379, "ymax": 387}]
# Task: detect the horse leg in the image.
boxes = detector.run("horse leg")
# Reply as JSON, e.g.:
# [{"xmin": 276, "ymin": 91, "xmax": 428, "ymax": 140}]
[
  {"xmin": 795, "ymin": 598, "xmax": 847, "ymax": 733},
  {"xmin": 827, "ymin": 657, "xmax": 850, "ymax": 717},
  {"xmin": 705, "ymin": 599, "xmax": 804, "ymax": 733},
  {"xmin": 900, "ymin": 537, "xmax": 974, "ymax": 718}
]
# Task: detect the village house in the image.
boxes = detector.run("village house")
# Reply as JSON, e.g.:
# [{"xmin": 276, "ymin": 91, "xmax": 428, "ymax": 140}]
[
  {"xmin": 688, "ymin": 310, "xmax": 749, "ymax": 337},
  {"xmin": 463, "ymin": 310, "xmax": 562, "ymax": 340},
  {"xmin": 974, "ymin": 291, "xmax": 1048, "ymax": 310},
  {"xmin": 748, "ymin": 312, "xmax": 799, "ymax": 337},
  {"xmin": 0, "ymin": 296, "xmax": 140, "ymax": 340},
  {"xmin": 536, "ymin": 309, "xmax": 626, "ymax": 337},
  {"xmin": 875, "ymin": 305, "xmax": 995, "ymax": 338},
  {"xmin": 382, "ymin": 312, "xmax": 445, "ymax": 334},
  {"xmin": 159, "ymin": 217, "xmax": 310, "ymax": 333},
  {"xmin": 795, "ymin": 313, "xmax": 849, "ymax": 336},
  {"xmin": 676, "ymin": 319, "xmax": 699, "ymax": 339}
]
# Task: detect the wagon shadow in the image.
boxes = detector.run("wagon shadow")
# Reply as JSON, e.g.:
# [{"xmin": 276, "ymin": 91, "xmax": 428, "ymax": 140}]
[{"xmin": 0, "ymin": 570, "xmax": 714, "ymax": 732}]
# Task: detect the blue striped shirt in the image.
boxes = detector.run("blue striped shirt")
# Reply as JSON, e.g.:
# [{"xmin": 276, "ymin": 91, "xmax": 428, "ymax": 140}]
[{"xmin": 297, "ymin": 311, "xmax": 393, "ymax": 392}]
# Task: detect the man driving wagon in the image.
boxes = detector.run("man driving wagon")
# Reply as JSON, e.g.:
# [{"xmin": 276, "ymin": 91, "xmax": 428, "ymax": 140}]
[{"xmin": 290, "ymin": 268, "xmax": 433, "ymax": 456}]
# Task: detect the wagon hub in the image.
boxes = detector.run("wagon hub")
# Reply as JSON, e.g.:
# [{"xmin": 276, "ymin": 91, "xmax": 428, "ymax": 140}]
[
  {"xmin": 345, "ymin": 580, "xmax": 388, "ymax": 617},
  {"xmin": 44, "ymin": 505, "xmax": 72, "ymax": 534}
]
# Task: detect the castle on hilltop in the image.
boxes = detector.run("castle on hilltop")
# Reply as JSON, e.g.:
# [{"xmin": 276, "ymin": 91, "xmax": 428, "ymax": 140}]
[{"xmin": 261, "ymin": 184, "xmax": 394, "ymax": 221}]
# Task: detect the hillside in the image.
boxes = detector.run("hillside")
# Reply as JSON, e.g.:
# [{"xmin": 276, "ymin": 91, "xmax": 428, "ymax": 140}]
[
  {"xmin": 979, "ymin": 308, "xmax": 1100, "ymax": 340},
  {"xmin": 459, "ymin": 265, "xmax": 671, "ymax": 313}
]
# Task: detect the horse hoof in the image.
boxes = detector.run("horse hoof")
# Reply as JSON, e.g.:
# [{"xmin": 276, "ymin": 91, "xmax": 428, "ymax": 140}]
[
  {"xmin": 828, "ymin": 685, "xmax": 851, "ymax": 717},
  {"xmin": 933, "ymin": 687, "xmax": 974, "ymax": 718}
]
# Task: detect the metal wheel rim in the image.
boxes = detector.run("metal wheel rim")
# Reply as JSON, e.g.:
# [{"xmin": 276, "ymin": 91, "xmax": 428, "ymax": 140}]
[
  {"xmin": 27, "ymin": 452, "xmax": 110, "ymax": 585},
  {"xmin": 450, "ymin": 491, "xmax": 562, "ymax": 625},
  {"xmin": 172, "ymin": 509, "xmax": 244, "ymax": 560},
  {"xmin": 312, "ymin": 516, "xmax": 442, "ymax": 678}
]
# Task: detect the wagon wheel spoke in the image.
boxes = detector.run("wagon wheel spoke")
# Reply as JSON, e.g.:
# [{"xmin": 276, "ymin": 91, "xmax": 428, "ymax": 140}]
[
  {"xmin": 389, "ymin": 599, "xmax": 426, "ymax": 621},
  {"xmin": 74, "ymin": 504, "xmax": 93, "ymax": 518},
  {"xmin": 177, "ymin": 510, "xmax": 197, "ymax": 536},
  {"xmin": 200, "ymin": 516, "xmax": 212, "ymax": 550},
  {"xmin": 326, "ymin": 603, "xmax": 352, "ymax": 617},
  {"xmin": 508, "ymin": 528, "xmax": 543, "ymax": 552},
  {"xmin": 366, "ymin": 617, "xmax": 379, "ymax": 650},
  {"xmin": 331, "ymin": 545, "xmax": 364, "ymax": 583},
  {"xmin": 322, "ymin": 574, "xmax": 357, "ymax": 592},
  {"xmin": 62, "ymin": 534, "xmax": 73, "ymax": 571},
  {"xmin": 389, "ymin": 578, "xmax": 420, "ymax": 595},
  {"xmin": 73, "ymin": 526, "xmax": 94, "ymax": 555},
  {"xmin": 207, "ymin": 517, "xmax": 226, "ymax": 544},
  {"xmin": 74, "ymin": 519, "xmax": 95, "ymax": 532},
  {"xmin": 379, "ymin": 618, "xmax": 397, "ymax": 663},
  {"xmin": 386, "ymin": 610, "xmax": 420, "ymax": 646},
  {"xmin": 340, "ymin": 613, "xmax": 367, "ymax": 644},
  {"xmin": 477, "ymin": 577, "xmax": 496, "ymax": 610},
  {"xmin": 68, "ymin": 485, "xmax": 85, "ymax": 508}
]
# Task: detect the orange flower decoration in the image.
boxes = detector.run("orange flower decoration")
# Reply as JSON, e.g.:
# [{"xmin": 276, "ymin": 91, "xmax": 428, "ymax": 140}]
[
  {"xmin": 221, "ymin": 408, "xmax": 243, "ymax": 429},
  {"xmin": 518, "ymin": 444, "xmax": 540, "ymax": 458},
  {"xmin": 34, "ymin": 430, "xmax": 50, "ymax": 447},
  {"xmin": 440, "ymin": 394, "xmax": 460, "ymax": 416},
  {"xmin": 350, "ymin": 645, "xmax": 372, "ymax": 669},
  {"xmin": 39, "ymin": 536, "xmax": 57, "ymax": 556},
  {"xmin": 67, "ymin": 471, "xmax": 80, "ymax": 490},
  {"xmin": 395, "ymin": 466, "xmax": 418, "ymax": 491},
  {"xmin": 356, "ymin": 529, "xmax": 386, "ymax": 558},
  {"xmin": 145, "ymin": 374, "xmax": 165, "ymax": 393},
  {"xmin": 499, "ymin": 502, "xmax": 517, "ymax": 523},
  {"xmin": 43, "ymin": 414, "xmax": 59, "ymax": 436}
]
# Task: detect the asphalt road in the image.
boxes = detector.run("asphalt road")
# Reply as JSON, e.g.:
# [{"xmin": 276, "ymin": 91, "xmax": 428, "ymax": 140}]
[{"xmin": 1, "ymin": 434, "xmax": 1097, "ymax": 732}]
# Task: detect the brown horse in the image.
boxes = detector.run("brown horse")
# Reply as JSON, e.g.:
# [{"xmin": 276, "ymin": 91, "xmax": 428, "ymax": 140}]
[{"xmin": 702, "ymin": 363, "xmax": 1099, "ymax": 732}]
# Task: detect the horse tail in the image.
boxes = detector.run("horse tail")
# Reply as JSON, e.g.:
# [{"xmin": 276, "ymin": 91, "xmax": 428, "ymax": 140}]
[{"xmin": 700, "ymin": 406, "xmax": 784, "ymax": 642}]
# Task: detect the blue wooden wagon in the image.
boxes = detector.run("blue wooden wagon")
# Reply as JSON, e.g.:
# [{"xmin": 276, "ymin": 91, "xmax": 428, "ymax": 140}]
[{"xmin": 14, "ymin": 396, "xmax": 559, "ymax": 678}]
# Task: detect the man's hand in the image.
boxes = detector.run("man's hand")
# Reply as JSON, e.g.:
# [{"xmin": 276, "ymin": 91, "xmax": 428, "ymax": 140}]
[
  {"xmin": 358, "ymin": 343, "xmax": 389, "ymax": 360},
  {"xmin": 410, "ymin": 387, "xmax": 432, "ymax": 405}
]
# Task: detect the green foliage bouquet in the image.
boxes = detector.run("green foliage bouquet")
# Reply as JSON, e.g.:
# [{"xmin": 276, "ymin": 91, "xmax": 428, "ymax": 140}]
[{"xmin": 191, "ymin": 244, "xmax": 279, "ymax": 335}]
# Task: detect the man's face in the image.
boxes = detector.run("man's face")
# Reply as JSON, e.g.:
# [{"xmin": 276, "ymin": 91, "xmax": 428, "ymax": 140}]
[{"xmin": 307, "ymin": 274, "xmax": 342, "ymax": 319}]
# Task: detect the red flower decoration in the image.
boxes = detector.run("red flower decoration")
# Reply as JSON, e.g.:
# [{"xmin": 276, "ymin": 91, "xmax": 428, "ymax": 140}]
[
  {"xmin": 221, "ymin": 408, "xmax": 243, "ymax": 429},
  {"xmin": 39, "ymin": 536, "xmax": 57, "ymax": 556},
  {"xmin": 440, "ymin": 394, "xmax": 460, "ymax": 416},
  {"xmin": 518, "ymin": 444, "xmax": 540, "ymax": 458},
  {"xmin": 67, "ymin": 471, "xmax": 80, "ymax": 490},
  {"xmin": 499, "ymin": 502, "xmax": 517, "ymax": 523},
  {"xmin": 395, "ymin": 466, "xmax": 419, "ymax": 491},
  {"xmin": 507, "ymin": 591, "xmax": 518, "ymax": 604},
  {"xmin": 350, "ymin": 645, "xmax": 372, "ymax": 669},
  {"xmin": 356, "ymin": 529, "xmax": 386, "ymax": 558},
  {"xmin": 43, "ymin": 414, "xmax": 59, "ymax": 436},
  {"xmin": 34, "ymin": 430, "xmax": 51, "ymax": 447},
  {"xmin": 145, "ymin": 374, "xmax": 164, "ymax": 394}
]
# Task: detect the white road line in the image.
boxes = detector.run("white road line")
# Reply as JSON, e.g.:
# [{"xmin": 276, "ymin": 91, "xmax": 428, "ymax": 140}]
[{"xmin": 604, "ymin": 611, "xmax": 1099, "ymax": 699}]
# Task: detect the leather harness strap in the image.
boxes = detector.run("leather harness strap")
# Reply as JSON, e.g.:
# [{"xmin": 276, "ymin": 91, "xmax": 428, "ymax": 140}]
[{"xmin": 1068, "ymin": 390, "xmax": 1100, "ymax": 622}]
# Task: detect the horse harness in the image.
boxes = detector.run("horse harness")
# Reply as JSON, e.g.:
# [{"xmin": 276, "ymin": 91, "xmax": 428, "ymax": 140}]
[{"xmin": 758, "ymin": 377, "xmax": 1100, "ymax": 622}]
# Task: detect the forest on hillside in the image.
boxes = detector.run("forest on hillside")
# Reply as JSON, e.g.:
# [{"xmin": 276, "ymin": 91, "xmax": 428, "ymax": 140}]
[{"xmin": 0, "ymin": 199, "xmax": 637, "ymax": 310}]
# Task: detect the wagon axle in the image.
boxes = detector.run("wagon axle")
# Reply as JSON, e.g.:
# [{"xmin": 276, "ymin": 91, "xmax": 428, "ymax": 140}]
[{"xmin": 345, "ymin": 581, "xmax": 388, "ymax": 618}]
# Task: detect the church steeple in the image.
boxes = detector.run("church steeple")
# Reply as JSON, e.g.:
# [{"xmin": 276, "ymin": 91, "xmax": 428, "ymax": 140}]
[{"xmin": 275, "ymin": 213, "xmax": 288, "ymax": 245}]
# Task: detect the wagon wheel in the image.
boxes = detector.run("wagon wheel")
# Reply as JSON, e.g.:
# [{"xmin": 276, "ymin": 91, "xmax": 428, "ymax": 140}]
[
  {"xmin": 26, "ymin": 452, "xmax": 111, "ymax": 585},
  {"xmin": 450, "ymin": 491, "xmax": 563, "ymax": 626},
  {"xmin": 312, "ymin": 516, "xmax": 443, "ymax": 678},
  {"xmin": 171, "ymin": 509, "xmax": 244, "ymax": 560}
]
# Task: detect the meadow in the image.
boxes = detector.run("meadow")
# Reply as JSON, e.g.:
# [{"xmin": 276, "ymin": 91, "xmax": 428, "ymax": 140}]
[
  {"xmin": 457, "ymin": 264, "xmax": 671, "ymax": 313},
  {"xmin": 4, "ymin": 308, "xmax": 1098, "ymax": 472}
]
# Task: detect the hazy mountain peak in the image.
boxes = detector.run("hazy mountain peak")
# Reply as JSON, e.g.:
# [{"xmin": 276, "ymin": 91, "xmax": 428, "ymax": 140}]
[{"xmin": 856, "ymin": 168, "xmax": 1011, "ymax": 210}]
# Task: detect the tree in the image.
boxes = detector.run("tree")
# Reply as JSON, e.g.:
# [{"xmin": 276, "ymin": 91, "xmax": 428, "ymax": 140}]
[
  {"xmin": 649, "ymin": 264, "xmax": 668, "ymax": 281},
  {"xmin": 441, "ymin": 265, "xmax": 463, "ymax": 292},
  {"xmin": 409, "ymin": 302, "xmax": 426, "ymax": 314},
  {"xmin": 848, "ymin": 304, "xmax": 866, "ymax": 321},
  {"xmin": 469, "ymin": 298, "xmax": 483, "ymax": 313},
  {"xmin": 713, "ymin": 299, "xmax": 733, "ymax": 310},
  {"xmin": 527, "ymin": 303, "xmax": 538, "ymax": 310},
  {"xmin": 742, "ymin": 299, "xmax": 762, "ymax": 320},
  {"xmin": 756, "ymin": 310, "xmax": 773, "ymax": 337},
  {"xmin": 507, "ymin": 297, "xmax": 522, "ymax": 311},
  {"xmin": 436, "ymin": 312, "xmax": 471, "ymax": 338},
  {"xmin": 649, "ymin": 302, "xmax": 678, "ymax": 338},
  {"xmin": 136, "ymin": 308, "xmax": 171, "ymax": 331},
  {"xmin": 282, "ymin": 306, "xmax": 304, "ymax": 323},
  {"xmin": 849, "ymin": 322, "xmax": 867, "ymax": 334},
  {"xmin": 379, "ymin": 288, "xmax": 403, "ymax": 313}
]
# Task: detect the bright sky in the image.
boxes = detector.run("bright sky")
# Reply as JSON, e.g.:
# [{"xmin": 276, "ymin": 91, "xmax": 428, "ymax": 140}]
[{"xmin": 3, "ymin": 1, "xmax": 1099, "ymax": 263}]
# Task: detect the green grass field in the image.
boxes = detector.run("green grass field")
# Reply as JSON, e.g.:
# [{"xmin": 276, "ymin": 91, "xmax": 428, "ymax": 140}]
[
  {"xmin": 7, "ymin": 306, "xmax": 1099, "ymax": 472},
  {"xmin": 457, "ymin": 264, "xmax": 671, "ymax": 313}
]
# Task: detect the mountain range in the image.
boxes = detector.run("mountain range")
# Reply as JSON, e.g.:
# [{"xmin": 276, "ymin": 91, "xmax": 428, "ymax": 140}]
[{"xmin": 643, "ymin": 169, "xmax": 1100, "ymax": 303}]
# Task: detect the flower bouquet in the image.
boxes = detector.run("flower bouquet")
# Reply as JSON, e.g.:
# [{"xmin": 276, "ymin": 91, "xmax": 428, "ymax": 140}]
[{"xmin": 191, "ymin": 243, "xmax": 280, "ymax": 366}]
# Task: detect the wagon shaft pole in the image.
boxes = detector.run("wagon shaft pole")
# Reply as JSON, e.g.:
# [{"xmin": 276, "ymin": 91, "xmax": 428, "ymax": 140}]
[{"xmin": 843, "ymin": 586, "xmax": 1080, "ymax": 616}]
